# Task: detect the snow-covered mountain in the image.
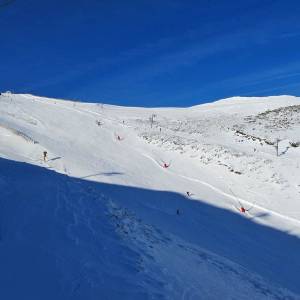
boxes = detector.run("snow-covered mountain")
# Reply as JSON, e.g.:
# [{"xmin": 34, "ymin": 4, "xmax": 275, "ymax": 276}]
[{"xmin": 1, "ymin": 92, "xmax": 300, "ymax": 299}]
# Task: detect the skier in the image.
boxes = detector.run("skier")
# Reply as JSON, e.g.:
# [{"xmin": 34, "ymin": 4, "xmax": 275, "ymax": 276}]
[
  {"xmin": 43, "ymin": 151, "xmax": 47, "ymax": 162},
  {"xmin": 186, "ymin": 191, "xmax": 191, "ymax": 197},
  {"xmin": 163, "ymin": 162, "xmax": 169, "ymax": 168},
  {"xmin": 239, "ymin": 206, "xmax": 253, "ymax": 213},
  {"xmin": 229, "ymin": 187, "xmax": 254, "ymax": 214},
  {"xmin": 117, "ymin": 135, "xmax": 121, "ymax": 141}
]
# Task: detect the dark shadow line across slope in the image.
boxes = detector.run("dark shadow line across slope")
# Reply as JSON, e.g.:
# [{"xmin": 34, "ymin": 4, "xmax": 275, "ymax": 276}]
[{"xmin": 81, "ymin": 172, "xmax": 124, "ymax": 179}]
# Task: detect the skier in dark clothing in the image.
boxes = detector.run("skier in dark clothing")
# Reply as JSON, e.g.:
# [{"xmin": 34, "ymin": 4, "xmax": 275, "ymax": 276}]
[
  {"xmin": 162, "ymin": 162, "xmax": 171, "ymax": 168},
  {"xmin": 43, "ymin": 151, "xmax": 47, "ymax": 162}
]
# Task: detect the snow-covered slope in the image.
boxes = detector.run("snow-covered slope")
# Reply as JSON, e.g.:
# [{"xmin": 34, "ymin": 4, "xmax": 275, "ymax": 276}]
[{"xmin": 1, "ymin": 92, "xmax": 300, "ymax": 299}]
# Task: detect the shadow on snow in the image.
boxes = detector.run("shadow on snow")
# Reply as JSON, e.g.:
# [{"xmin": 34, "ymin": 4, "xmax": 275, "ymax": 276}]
[
  {"xmin": 81, "ymin": 172, "xmax": 124, "ymax": 179},
  {"xmin": 0, "ymin": 157, "xmax": 300, "ymax": 299}
]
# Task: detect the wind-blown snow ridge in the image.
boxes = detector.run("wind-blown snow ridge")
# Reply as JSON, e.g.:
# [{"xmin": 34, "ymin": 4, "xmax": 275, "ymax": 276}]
[{"xmin": 1, "ymin": 92, "xmax": 300, "ymax": 299}]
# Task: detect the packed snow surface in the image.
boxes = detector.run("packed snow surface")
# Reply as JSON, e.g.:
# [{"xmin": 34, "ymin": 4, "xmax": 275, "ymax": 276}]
[{"xmin": 1, "ymin": 92, "xmax": 300, "ymax": 299}]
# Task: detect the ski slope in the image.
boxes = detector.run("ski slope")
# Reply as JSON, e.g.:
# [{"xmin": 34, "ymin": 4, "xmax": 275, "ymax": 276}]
[{"xmin": 1, "ymin": 92, "xmax": 300, "ymax": 299}]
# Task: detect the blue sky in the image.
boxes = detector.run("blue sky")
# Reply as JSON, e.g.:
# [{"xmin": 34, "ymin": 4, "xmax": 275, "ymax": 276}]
[{"xmin": 1, "ymin": 0, "xmax": 300, "ymax": 106}]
